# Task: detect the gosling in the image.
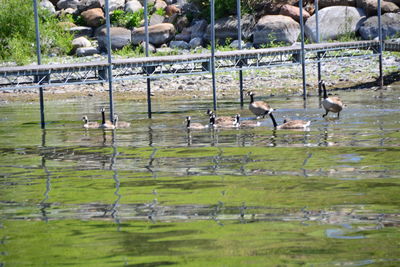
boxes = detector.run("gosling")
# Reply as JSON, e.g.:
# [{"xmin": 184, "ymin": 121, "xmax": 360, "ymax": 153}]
[
  {"xmin": 113, "ymin": 114, "xmax": 131, "ymax": 128},
  {"xmin": 82, "ymin": 116, "xmax": 99, "ymax": 129}
]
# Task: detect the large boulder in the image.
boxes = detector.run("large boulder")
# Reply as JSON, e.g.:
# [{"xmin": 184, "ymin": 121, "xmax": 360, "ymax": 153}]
[
  {"xmin": 204, "ymin": 15, "xmax": 256, "ymax": 43},
  {"xmin": 279, "ymin": 4, "xmax": 310, "ymax": 22},
  {"xmin": 72, "ymin": 36, "xmax": 91, "ymax": 50},
  {"xmin": 359, "ymin": 13, "xmax": 400, "ymax": 39},
  {"xmin": 40, "ymin": 0, "xmax": 56, "ymax": 14},
  {"xmin": 57, "ymin": 0, "xmax": 80, "ymax": 10},
  {"xmin": 169, "ymin": 40, "xmax": 189, "ymax": 49},
  {"xmin": 386, "ymin": 0, "xmax": 400, "ymax": 5},
  {"xmin": 125, "ymin": 0, "xmax": 143, "ymax": 13},
  {"xmin": 97, "ymin": 27, "xmax": 132, "ymax": 51},
  {"xmin": 357, "ymin": 0, "xmax": 400, "ymax": 16},
  {"xmin": 191, "ymin": 19, "xmax": 207, "ymax": 39},
  {"xmin": 69, "ymin": 26, "xmax": 94, "ymax": 38},
  {"xmin": 305, "ymin": 6, "xmax": 366, "ymax": 42},
  {"xmin": 81, "ymin": 8, "xmax": 105, "ymax": 28},
  {"xmin": 77, "ymin": 0, "xmax": 104, "ymax": 13},
  {"xmin": 150, "ymin": 14, "xmax": 165, "ymax": 26},
  {"xmin": 175, "ymin": 27, "xmax": 191, "ymax": 42},
  {"xmin": 76, "ymin": 47, "xmax": 99, "ymax": 57},
  {"xmin": 319, "ymin": 0, "xmax": 357, "ymax": 8},
  {"xmin": 189, "ymin": 37, "xmax": 203, "ymax": 48},
  {"xmin": 253, "ymin": 15, "xmax": 300, "ymax": 45},
  {"xmin": 132, "ymin": 23, "xmax": 175, "ymax": 46},
  {"xmin": 109, "ymin": 0, "xmax": 125, "ymax": 11},
  {"xmin": 154, "ymin": 0, "xmax": 167, "ymax": 10}
]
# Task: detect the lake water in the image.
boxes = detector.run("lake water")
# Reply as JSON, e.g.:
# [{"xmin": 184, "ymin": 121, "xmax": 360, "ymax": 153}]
[{"xmin": 1, "ymin": 85, "xmax": 400, "ymax": 266}]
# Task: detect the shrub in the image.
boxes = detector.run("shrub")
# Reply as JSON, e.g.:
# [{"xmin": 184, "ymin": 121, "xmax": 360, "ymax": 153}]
[{"xmin": 0, "ymin": 0, "xmax": 73, "ymax": 65}]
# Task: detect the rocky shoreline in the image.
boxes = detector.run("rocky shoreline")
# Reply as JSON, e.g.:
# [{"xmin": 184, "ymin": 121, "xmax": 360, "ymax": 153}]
[
  {"xmin": 2, "ymin": 51, "xmax": 399, "ymax": 103},
  {"xmin": 35, "ymin": 0, "xmax": 400, "ymax": 59}
]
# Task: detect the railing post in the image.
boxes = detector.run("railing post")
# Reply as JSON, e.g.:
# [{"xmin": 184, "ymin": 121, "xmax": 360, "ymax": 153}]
[
  {"xmin": 236, "ymin": 0, "xmax": 244, "ymax": 108},
  {"xmin": 299, "ymin": 0, "xmax": 307, "ymax": 100},
  {"xmin": 144, "ymin": 0, "xmax": 152, "ymax": 118},
  {"xmin": 33, "ymin": 0, "xmax": 45, "ymax": 129},
  {"xmin": 211, "ymin": 0, "xmax": 217, "ymax": 111},
  {"xmin": 315, "ymin": 0, "xmax": 322, "ymax": 97},
  {"xmin": 104, "ymin": 0, "xmax": 114, "ymax": 122},
  {"xmin": 378, "ymin": 0, "xmax": 383, "ymax": 89}
]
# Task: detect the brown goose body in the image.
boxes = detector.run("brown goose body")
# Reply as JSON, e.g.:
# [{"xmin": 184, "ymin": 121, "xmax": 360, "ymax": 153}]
[
  {"xmin": 321, "ymin": 81, "xmax": 344, "ymax": 118},
  {"xmin": 269, "ymin": 113, "xmax": 310, "ymax": 130},
  {"xmin": 247, "ymin": 92, "xmax": 273, "ymax": 118},
  {"xmin": 113, "ymin": 114, "xmax": 131, "ymax": 128},
  {"xmin": 234, "ymin": 114, "xmax": 261, "ymax": 127},
  {"xmin": 185, "ymin": 116, "xmax": 208, "ymax": 130},
  {"xmin": 206, "ymin": 109, "xmax": 234, "ymax": 125},
  {"xmin": 277, "ymin": 119, "xmax": 310, "ymax": 129},
  {"xmin": 82, "ymin": 116, "xmax": 99, "ymax": 129}
]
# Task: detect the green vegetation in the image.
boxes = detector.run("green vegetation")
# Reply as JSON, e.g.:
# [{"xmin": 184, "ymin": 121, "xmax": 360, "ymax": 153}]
[
  {"xmin": 110, "ymin": 9, "xmax": 144, "ymax": 29},
  {"xmin": 0, "ymin": 0, "xmax": 73, "ymax": 65}
]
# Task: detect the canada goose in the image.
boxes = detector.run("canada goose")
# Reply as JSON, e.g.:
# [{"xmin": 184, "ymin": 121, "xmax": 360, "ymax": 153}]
[
  {"xmin": 99, "ymin": 107, "xmax": 115, "ymax": 129},
  {"xmin": 185, "ymin": 116, "xmax": 208, "ymax": 130},
  {"xmin": 268, "ymin": 113, "xmax": 310, "ymax": 130},
  {"xmin": 82, "ymin": 116, "xmax": 99, "ymax": 129},
  {"xmin": 206, "ymin": 109, "xmax": 235, "ymax": 125},
  {"xmin": 321, "ymin": 81, "xmax": 344, "ymax": 118},
  {"xmin": 210, "ymin": 113, "xmax": 238, "ymax": 128},
  {"xmin": 113, "ymin": 114, "xmax": 131, "ymax": 128},
  {"xmin": 234, "ymin": 114, "xmax": 261, "ymax": 127},
  {"xmin": 247, "ymin": 91, "xmax": 274, "ymax": 118}
]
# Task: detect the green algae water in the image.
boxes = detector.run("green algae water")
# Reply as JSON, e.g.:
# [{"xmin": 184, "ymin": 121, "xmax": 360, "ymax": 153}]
[{"xmin": 1, "ymin": 86, "xmax": 400, "ymax": 266}]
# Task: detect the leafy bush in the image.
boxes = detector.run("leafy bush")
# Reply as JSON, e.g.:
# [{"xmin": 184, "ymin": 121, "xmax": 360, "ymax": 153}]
[
  {"xmin": 0, "ymin": 0, "xmax": 73, "ymax": 65},
  {"xmin": 110, "ymin": 9, "xmax": 146, "ymax": 29}
]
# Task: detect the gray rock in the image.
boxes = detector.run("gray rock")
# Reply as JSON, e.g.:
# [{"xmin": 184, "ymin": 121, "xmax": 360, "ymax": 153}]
[
  {"xmin": 57, "ymin": 0, "xmax": 79, "ymax": 10},
  {"xmin": 140, "ymin": 42, "xmax": 157, "ymax": 53},
  {"xmin": 40, "ymin": 0, "xmax": 56, "ymax": 14},
  {"xmin": 132, "ymin": 23, "xmax": 175, "ymax": 46},
  {"xmin": 175, "ymin": 27, "xmax": 191, "ymax": 42},
  {"xmin": 359, "ymin": 13, "xmax": 400, "ymax": 39},
  {"xmin": 189, "ymin": 37, "xmax": 203, "ymax": 48},
  {"xmin": 174, "ymin": 15, "xmax": 189, "ymax": 33},
  {"xmin": 305, "ymin": 6, "xmax": 366, "ymax": 42},
  {"xmin": 77, "ymin": 0, "xmax": 104, "ymax": 13},
  {"xmin": 230, "ymin": 40, "xmax": 245, "ymax": 49},
  {"xmin": 69, "ymin": 26, "xmax": 94, "ymax": 38},
  {"xmin": 97, "ymin": 27, "xmax": 132, "ymax": 51},
  {"xmin": 125, "ymin": 0, "xmax": 143, "ymax": 13},
  {"xmin": 72, "ymin": 37, "xmax": 92, "ymax": 49},
  {"xmin": 110, "ymin": 0, "xmax": 125, "ymax": 11},
  {"xmin": 150, "ymin": 14, "xmax": 165, "ymax": 26},
  {"xmin": 154, "ymin": 0, "xmax": 167, "ymax": 10},
  {"xmin": 169, "ymin": 40, "xmax": 189, "ymax": 49},
  {"xmin": 204, "ymin": 15, "xmax": 256, "ymax": 43},
  {"xmin": 191, "ymin": 19, "xmax": 207, "ymax": 39},
  {"xmin": 76, "ymin": 47, "xmax": 99, "ymax": 56},
  {"xmin": 319, "ymin": 0, "xmax": 357, "ymax": 8},
  {"xmin": 253, "ymin": 15, "xmax": 300, "ymax": 45},
  {"xmin": 357, "ymin": 0, "xmax": 399, "ymax": 16}
]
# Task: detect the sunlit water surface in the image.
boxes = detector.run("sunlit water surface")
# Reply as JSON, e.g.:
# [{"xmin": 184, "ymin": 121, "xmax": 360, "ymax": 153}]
[{"xmin": 1, "ymin": 86, "xmax": 400, "ymax": 266}]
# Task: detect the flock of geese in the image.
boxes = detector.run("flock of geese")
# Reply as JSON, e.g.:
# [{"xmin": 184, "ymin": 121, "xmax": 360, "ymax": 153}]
[{"xmin": 83, "ymin": 80, "xmax": 344, "ymax": 130}]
